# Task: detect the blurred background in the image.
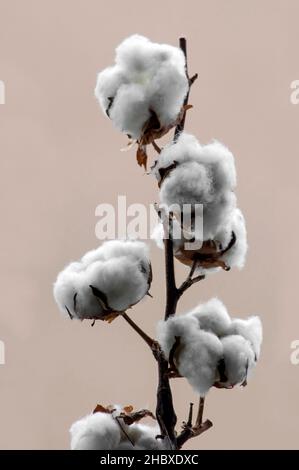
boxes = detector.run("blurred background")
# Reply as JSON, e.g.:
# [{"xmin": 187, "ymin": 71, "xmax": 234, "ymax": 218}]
[{"xmin": 0, "ymin": 0, "xmax": 298, "ymax": 449}]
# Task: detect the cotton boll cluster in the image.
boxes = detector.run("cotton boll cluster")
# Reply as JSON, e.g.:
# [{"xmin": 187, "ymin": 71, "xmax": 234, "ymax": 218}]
[
  {"xmin": 53, "ymin": 240, "xmax": 151, "ymax": 321},
  {"xmin": 151, "ymin": 133, "xmax": 247, "ymax": 273},
  {"xmin": 95, "ymin": 35, "xmax": 188, "ymax": 141},
  {"xmin": 70, "ymin": 410, "xmax": 167, "ymax": 450},
  {"xmin": 157, "ymin": 298, "xmax": 262, "ymax": 395}
]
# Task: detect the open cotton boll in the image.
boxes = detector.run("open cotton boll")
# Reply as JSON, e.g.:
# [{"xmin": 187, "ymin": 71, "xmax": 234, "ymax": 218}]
[
  {"xmin": 157, "ymin": 315, "xmax": 223, "ymax": 395},
  {"xmin": 70, "ymin": 413, "xmax": 121, "ymax": 450},
  {"xmin": 155, "ymin": 133, "xmax": 237, "ymax": 240},
  {"xmin": 220, "ymin": 335, "xmax": 256, "ymax": 387},
  {"xmin": 189, "ymin": 298, "xmax": 232, "ymax": 337},
  {"xmin": 228, "ymin": 316, "xmax": 263, "ymax": 360},
  {"xmin": 53, "ymin": 240, "xmax": 151, "ymax": 321},
  {"xmin": 95, "ymin": 35, "xmax": 188, "ymax": 140}
]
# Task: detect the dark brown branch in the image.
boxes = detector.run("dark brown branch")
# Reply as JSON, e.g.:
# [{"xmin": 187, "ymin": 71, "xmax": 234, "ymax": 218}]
[
  {"xmin": 177, "ymin": 397, "xmax": 212, "ymax": 449},
  {"xmin": 152, "ymin": 140, "xmax": 162, "ymax": 154},
  {"xmin": 187, "ymin": 402, "xmax": 194, "ymax": 427},
  {"xmin": 155, "ymin": 37, "xmax": 207, "ymax": 451},
  {"xmin": 156, "ymin": 356, "xmax": 177, "ymax": 449},
  {"xmin": 114, "ymin": 416, "xmax": 135, "ymax": 447},
  {"xmin": 178, "ymin": 260, "xmax": 205, "ymax": 296},
  {"xmin": 168, "ymin": 336, "xmax": 180, "ymax": 371},
  {"xmin": 174, "ymin": 37, "xmax": 198, "ymax": 140},
  {"xmin": 122, "ymin": 312, "xmax": 156, "ymax": 351},
  {"xmin": 163, "ymin": 213, "xmax": 180, "ymax": 321},
  {"xmin": 196, "ymin": 396, "xmax": 205, "ymax": 427}
]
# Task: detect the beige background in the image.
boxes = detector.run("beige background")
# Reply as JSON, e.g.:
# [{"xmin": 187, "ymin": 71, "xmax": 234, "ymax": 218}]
[{"xmin": 0, "ymin": 0, "xmax": 298, "ymax": 450}]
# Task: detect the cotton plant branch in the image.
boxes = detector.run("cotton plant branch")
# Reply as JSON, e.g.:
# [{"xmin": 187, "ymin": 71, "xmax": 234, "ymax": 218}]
[
  {"xmin": 121, "ymin": 312, "xmax": 157, "ymax": 351},
  {"xmin": 176, "ymin": 397, "xmax": 213, "ymax": 449},
  {"xmin": 60, "ymin": 35, "xmax": 261, "ymax": 452},
  {"xmin": 174, "ymin": 37, "xmax": 198, "ymax": 141}
]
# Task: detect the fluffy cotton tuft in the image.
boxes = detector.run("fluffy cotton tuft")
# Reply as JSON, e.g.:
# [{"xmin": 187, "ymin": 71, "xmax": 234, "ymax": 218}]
[
  {"xmin": 157, "ymin": 298, "xmax": 262, "ymax": 394},
  {"xmin": 53, "ymin": 240, "xmax": 151, "ymax": 321},
  {"xmin": 95, "ymin": 35, "xmax": 188, "ymax": 140},
  {"xmin": 70, "ymin": 412, "xmax": 120, "ymax": 450},
  {"xmin": 189, "ymin": 298, "xmax": 232, "ymax": 337},
  {"xmin": 153, "ymin": 133, "xmax": 237, "ymax": 241},
  {"xmin": 70, "ymin": 410, "xmax": 167, "ymax": 450},
  {"xmin": 151, "ymin": 133, "xmax": 247, "ymax": 273},
  {"xmin": 227, "ymin": 316, "xmax": 263, "ymax": 360},
  {"xmin": 220, "ymin": 335, "xmax": 256, "ymax": 387},
  {"xmin": 157, "ymin": 314, "xmax": 223, "ymax": 396}
]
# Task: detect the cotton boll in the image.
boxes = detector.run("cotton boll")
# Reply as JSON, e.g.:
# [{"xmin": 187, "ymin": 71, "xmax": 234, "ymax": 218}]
[
  {"xmin": 70, "ymin": 413, "xmax": 121, "ymax": 450},
  {"xmin": 156, "ymin": 133, "xmax": 237, "ymax": 241},
  {"xmin": 95, "ymin": 35, "xmax": 188, "ymax": 140},
  {"xmin": 220, "ymin": 335, "xmax": 256, "ymax": 387},
  {"xmin": 189, "ymin": 298, "xmax": 232, "ymax": 337},
  {"xmin": 228, "ymin": 316, "xmax": 263, "ymax": 360},
  {"xmin": 53, "ymin": 240, "xmax": 151, "ymax": 320},
  {"xmin": 157, "ymin": 315, "xmax": 223, "ymax": 395}
]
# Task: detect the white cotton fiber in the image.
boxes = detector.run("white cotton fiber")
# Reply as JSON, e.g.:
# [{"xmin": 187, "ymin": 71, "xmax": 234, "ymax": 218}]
[
  {"xmin": 227, "ymin": 316, "xmax": 263, "ymax": 360},
  {"xmin": 53, "ymin": 240, "xmax": 151, "ymax": 320},
  {"xmin": 127, "ymin": 423, "xmax": 167, "ymax": 450},
  {"xmin": 215, "ymin": 208, "xmax": 248, "ymax": 270},
  {"xmin": 70, "ymin": 412, "xmax": 121, "ymax": 450},
  {"xmin": 177, "ymin": 328, "xmax": 223, "ymax": 395},
  {"xmin": 220, "ymin": 335, "xmax": 256, "ymax": 387},
  {"xmin": 70, "ymin": 410, "xmax": 167, "ymax": 450},
  {"xmin": 157, "ymin": 314, "xmax": 198, "ymax": 359},
  {"xmin": 157, "ymin": 315, "xmax": 223, "ymax": 395},
  {"xmin": 154, "ymin": 133, "xmax": 237, "ymax": 241},
  {"xmin": 157, "ymin": 299, "xmax": 263, "ymax": 395},
  {"xmin": 95, "ymin": 35, "xmax": 188, "ymax": 140},
  {"xmin": 188, "ymin": 298, "xmax": 232, "ymax": 337}
]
